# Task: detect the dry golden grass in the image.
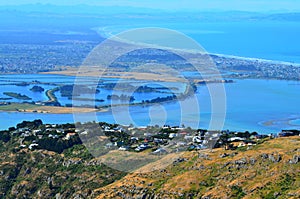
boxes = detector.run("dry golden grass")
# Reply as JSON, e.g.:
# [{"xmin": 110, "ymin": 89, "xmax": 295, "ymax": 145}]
[
  {"xmin": 95, "ymin": 137, "xmax": 300, "ymax": 199},
  {"xmin": 41, "ymin": 66, "xmax": 189, "ymax": 82},
  {"xmin": 0, "ymin": 103, "xmax": 106, "ymax": 114}
]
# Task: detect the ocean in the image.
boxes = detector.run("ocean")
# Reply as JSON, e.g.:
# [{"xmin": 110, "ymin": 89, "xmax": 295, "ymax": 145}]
[{"xmin": 98, "ymin": 20, "xmax": 300, "ymax": 64}]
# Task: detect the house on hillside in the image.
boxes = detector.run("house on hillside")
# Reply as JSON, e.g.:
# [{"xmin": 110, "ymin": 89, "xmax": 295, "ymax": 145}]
[
  {"xmin": 64, "ymin": 132, "xmax": 76, "ymax": 140},
  {"xmin": 278, "ymin": 130, "xmax": 300, "ymax": 137},
  {"xmin": 192, "ymin": 135, "xmax": 202, "ymax": 143},
  {"xmin": 29, "ymin": 143, "xmax": 39, "ymax": 150},
  {"xmin": 118, "ymin": 146, "xmax": 130, "ymax": 151},
  {"xmin": 169, "ymin": 133, "xmax": 178, "ymax": 139},
  {"xmin": 228, "ymin": 137, "xmax": 246, "ymax": 142},
  {"xmin": 238, "ymin": 140, "xmax": 257, "ymax": 147}
]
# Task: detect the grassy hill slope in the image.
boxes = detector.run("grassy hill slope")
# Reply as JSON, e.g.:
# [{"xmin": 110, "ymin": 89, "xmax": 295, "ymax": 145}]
[{"xmin": 95, "ymin": 137, "xmax": 300, "ymax": 199}]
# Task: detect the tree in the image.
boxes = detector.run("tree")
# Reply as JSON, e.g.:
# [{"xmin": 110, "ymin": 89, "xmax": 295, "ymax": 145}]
[
  {"xmin": 251, "ymin": 132, "xmax": 258, "ymax": 136},
  {"xmin": 219, "ymin": 133, "xmax": 230, "ymax": 150}
]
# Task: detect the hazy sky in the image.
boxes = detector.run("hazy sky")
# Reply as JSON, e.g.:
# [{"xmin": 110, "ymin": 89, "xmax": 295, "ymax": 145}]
[{"xmin": 0, "ymin": 0, "xmax": 299, "ymax": 12}]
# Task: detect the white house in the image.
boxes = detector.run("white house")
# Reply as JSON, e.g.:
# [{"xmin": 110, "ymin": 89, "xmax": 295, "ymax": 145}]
[
  {"xmin": 29, "ymin": 143, "xmax": 39, "ymax": 150},
  {"xmin": 228, "ymin": 137, "xmax": 246, "ymax": 142}
]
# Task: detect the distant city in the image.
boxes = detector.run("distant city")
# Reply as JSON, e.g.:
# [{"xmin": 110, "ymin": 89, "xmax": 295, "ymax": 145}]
[
  {"xmin": 0, "ymin": 43, "xmax": 95, "ymax": 73},
  {"xmin": 1, "ymin": 43, "xmax": 300, "ymax": 81}
]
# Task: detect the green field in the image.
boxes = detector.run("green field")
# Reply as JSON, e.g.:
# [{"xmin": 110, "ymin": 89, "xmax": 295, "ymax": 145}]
[
  {"xmin": 3, "ymin": 92, "xmax": 31, "ymax": 100},
  {"xmin": 0, "ymin": 103, "xmax": 39, "ymax": 111}
]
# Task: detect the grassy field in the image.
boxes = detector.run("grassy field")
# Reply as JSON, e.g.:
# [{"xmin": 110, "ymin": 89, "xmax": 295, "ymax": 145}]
[
  {"xmin": 41, "ymin": 66, "xmax": 190, "ymax": 82},
  {"xmin": 0, "ymin": 103, "xmax": 99, "ymax": 114}
]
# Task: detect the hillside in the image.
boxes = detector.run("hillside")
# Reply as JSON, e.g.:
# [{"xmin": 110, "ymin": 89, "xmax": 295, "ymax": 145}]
[
  {"xmin": 0, "ymin": 120, "xmax": 299, "ymax": 198},
  {"xmin": 0, "ymin": 121, "xmax": 126, "ymax": 198},
  {"xmin": 95, "ymin": 137, "xmax": 300, "ymax": 199}
]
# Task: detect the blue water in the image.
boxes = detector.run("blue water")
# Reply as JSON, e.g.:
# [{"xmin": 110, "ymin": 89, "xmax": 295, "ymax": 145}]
[
  {"xmin": 0, "ymin": 74, "xmax": 174, "ymax": 106},
  {"xmin": 1, "ymin": 74, "xmax": 300, "ymax": 134},
  {"xmin": 91, "ymin": 79, "xmax": 300, "ymax": 134},
  {"xmin": 99, "ymin": 21, "xmax": 300, "ymax": 64},
  {"xmin": 290, "ymin": 119, "xmax": 300, "ymax": 126}
]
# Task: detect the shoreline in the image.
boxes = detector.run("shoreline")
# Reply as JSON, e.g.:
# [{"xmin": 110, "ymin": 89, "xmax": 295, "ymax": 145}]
[
  {"xmin": 0, "ymin": 52, "xmax": 299, "ymax": 83},
  {"xmin": 96, "ymin": 26, "xmax": 300, "ymax": 66},
  {"xmin": 210, "ymin": 52, "xmax": 300, "ymax": 67},
  {"xmin": 0, "ymin": 82, "xmax": 196, "ymax": 114}
]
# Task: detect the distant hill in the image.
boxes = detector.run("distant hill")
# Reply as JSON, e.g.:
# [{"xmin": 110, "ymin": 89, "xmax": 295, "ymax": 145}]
[
  {"xmin": 0, "ymin": 4, "xmax": 164, "ymax": 15},
  {"xmin": 258, "ymin": 12, "xmax": 300, "ymax": 21}
]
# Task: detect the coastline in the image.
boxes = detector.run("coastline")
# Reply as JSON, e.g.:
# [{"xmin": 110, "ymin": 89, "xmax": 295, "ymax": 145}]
[
  {"xmin": 96, "ymin": 26, "xmax": 300, "ymax": 66},
  {"xmin": 37, "ymin": 50, "xmax": 300, "ymax": 83},
  {"xmin": 210, "ymin": 52, "xmax": 300, "ymax": 67},
  {"xmin": 0, "ymin": 53, "xmax": 299, "ymax": 132}
]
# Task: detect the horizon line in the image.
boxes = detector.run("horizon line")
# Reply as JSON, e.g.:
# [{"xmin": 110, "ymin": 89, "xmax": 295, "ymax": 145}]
[{"xmin": 0, "ymin": 3, "xmax": 299, "ymax": 14}]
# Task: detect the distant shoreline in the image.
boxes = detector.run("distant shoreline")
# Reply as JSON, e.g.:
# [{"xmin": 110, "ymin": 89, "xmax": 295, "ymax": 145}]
[
  {"xmin": 96, "ymin": 26, "xmax": 300, "ymax": 66},
  {"xmin": 210, "ymin": 52, "xmax": 300, "ymax": 67}
]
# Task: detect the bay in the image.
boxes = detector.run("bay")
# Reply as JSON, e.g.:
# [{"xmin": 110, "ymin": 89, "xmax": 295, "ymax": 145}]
[{"xmin": 0, "ymin": 74, "xmax": 299, "ymax": 134}]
